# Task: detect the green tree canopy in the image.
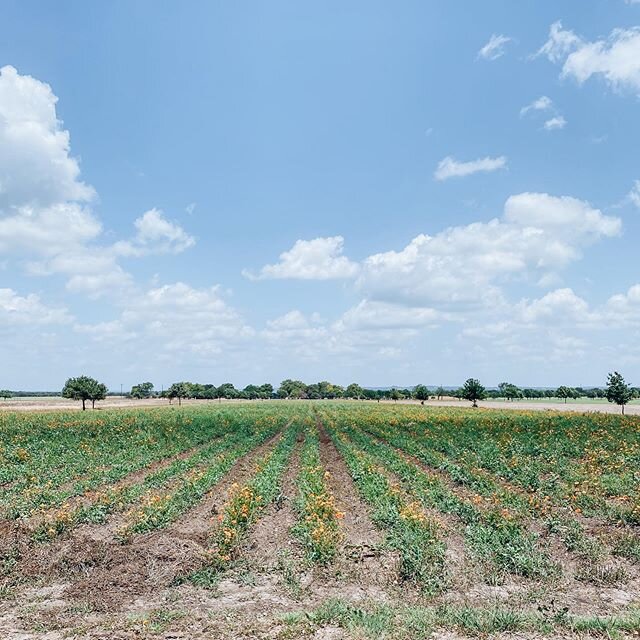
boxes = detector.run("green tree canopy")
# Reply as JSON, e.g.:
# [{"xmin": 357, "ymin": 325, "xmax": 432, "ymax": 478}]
[
  {"xmin": 62, "ymin": 376, "xmax": 107, "ymax": 411},
  {"xmin": 605, "ymin": 371, "xmax": 634, "ymax": 415},
  {"xmin": 461, "ymin": 378, "xmax": 486, "ymax": 408},
  {"xmin": 414, "ymin": 384, "xmax": 429, "ymax": 403},
  {"xmin": 167, "ymin": 382, "xmax": 191, "ymax": 405},
  {"xmin": 277, "ymin": 379, "xmax": 307, "ymax": 399},
  {"xmin": 130, "ymin": 382, "xmax": 154, "ymax": 399},
  {"xmin": 498, "ymin": 382, "xmax": 522, "ymax": 401},
  {"xmin": 345, "ymin": 383, "xmax": 365, "ymax": 399},
  {"xmin": 555, "ymin": 386, "xmax": 575, "ymax": 403}
]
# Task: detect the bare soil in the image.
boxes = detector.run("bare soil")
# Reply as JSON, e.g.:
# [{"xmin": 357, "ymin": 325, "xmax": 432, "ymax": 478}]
[{"xmin": 2, "ymin": 424, "xmax": 640, "ymax": 639}]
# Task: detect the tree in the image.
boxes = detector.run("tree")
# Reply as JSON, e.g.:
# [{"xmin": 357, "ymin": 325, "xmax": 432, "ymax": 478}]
[
  {"xmin": 130, "ymin": 382, "xmax": 154, "ymax": 399},
  {"xmin": 89, "ymin": 380, "xmax": 108, "ymax": 409},
  {"xmin": 461, "ymin": 378, "xmax": 486, "ymax": 408},
  {"xmin": 277, "ymin": 379, "xmax": 307, "ymax": 399},
  {"xmin": 62, "ymin": 376, "xmax": 107, "ymax": 411},
  {"xmin": 167, "ymin": 382, "xmax": 190, "ymax": 406},
  {"xmin": 605, "ymin": 371, "xmax": 634, "ymax": 415},
  {"xmin": 498, "ymin": 382, "xmax": 522, "ymax": 401},
  {"xmin": 414, "ymin": 384, "xmax": 429, "ymax": 404},
  {"xmin": 259, "ymin": 383, "xmax": 274, "ymax": 399},
  {"xmin": 242, "ymin": 384, "xmax": 260, "ymax": 400},
  {"xmin": 390, "ymin": 388, "xmax": 402, "ymax": 402},
  {"xmin": 435, "ymin": 386, "xmax": 445, "ymax": 400},
  {"xmin": 217, "ymin": 383, "xmax": 238, "ymax": 400},
  {"xmin": 345, "ymin": 383, "xmax": 365, "ymax": 400},
  {"xmin": 555, "ymin": 386, "xmax": 575, "ymax": 404},
  {"xmin": 0, "ymin": 389, "xmax": 13, "ymax": 400}
]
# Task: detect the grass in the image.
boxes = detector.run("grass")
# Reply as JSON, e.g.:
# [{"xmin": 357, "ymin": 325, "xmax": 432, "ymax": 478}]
[{"xmin": 281, "ymin": 598, "xmax": 640, "ymax": 638}]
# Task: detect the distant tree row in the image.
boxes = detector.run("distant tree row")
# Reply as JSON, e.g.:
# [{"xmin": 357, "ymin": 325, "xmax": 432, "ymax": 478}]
[
  {"xmin": 455, "ymin": 372, "xmax": 637, "ymax": 414},
  {"xmin": 43, "ymin": 372, "xmax": 638, "ymax": 413}
]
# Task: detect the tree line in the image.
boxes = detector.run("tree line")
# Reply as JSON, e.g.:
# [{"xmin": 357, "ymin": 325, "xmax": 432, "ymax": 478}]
[{"xmin": 13, "ymin": 371, "xmax": 630, "ymax": 414}]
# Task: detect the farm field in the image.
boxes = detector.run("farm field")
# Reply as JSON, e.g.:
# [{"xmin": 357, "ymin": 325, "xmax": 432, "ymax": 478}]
[{"xmin": 1, "ymin": 403, "xmax": 640, "ymax": 639}]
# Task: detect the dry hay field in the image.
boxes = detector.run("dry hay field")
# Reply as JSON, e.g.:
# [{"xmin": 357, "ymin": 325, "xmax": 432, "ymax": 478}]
[{"xmin": 1, "ymin": 403, "xmax": 640, "ymax": 639}]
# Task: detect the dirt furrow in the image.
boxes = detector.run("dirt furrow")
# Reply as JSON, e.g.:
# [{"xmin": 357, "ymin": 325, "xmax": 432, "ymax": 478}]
[
  {"xmin": 12, "ymin": 431, "xmax": 285, "ymax": 613},
  {"xmin": 239, "ymin": 432, "xmax": 303, "ymax": 569},
  {"xmin": 316, "ymin": 422, "xmax": 400, "ymax": 592},
  {"xmin": 169, "ymin": 429, "xmax": 285, "ymax": 543}
]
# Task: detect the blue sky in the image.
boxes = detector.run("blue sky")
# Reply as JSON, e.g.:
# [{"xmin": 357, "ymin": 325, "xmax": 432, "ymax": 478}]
[{"xmin": 1, "ymin": 0, "xmax": 639, "ymax": 390}]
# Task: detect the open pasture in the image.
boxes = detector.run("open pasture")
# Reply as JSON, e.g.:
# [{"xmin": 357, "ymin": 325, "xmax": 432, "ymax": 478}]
[{"xmin": 1, "ymin": 403, "xmax": 640, "ymax": 639}]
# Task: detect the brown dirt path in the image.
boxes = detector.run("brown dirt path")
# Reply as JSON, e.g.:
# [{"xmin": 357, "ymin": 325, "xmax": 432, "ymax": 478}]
[{"xmin": 317, "ymin": 424, "xmax": 399, "ymax": 590}]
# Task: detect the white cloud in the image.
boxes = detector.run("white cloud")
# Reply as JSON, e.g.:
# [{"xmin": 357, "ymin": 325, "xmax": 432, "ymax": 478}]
[
  {"xmin": 0, "ymin": 65, "xmax": 94, "ymax": 211},
  {"xmin": 536, "ymin": 21, "xmax": 582, "ymax": 64},
  {"xmin": 478, "ymin": 34, "xmax": 512, "ymax": 60},
  {"xmin": 0, "ymin": 288, "xmax": 71, "ymax": 325},
  {"xmin": 0, "ymin": 66, "xmax": 194, "ymax": 297},
  {"xmin": 434, "ymin": 155, "xmax": 507, "ymax": 181},
  {"xmin": 78, "ymin": 282, "xmax": 253, "ymax": 357},
  {"xmin": 515, "ymin": 288, "xmax": 591, "ymax": 324},
  {"xmin": 244, "ymin": 236, "xmax": 359, "ymax": 280},
  {"xmin": 520, "ymin": 96, "xmax": 567, "ymax": 130},
  {"xmin": 520, "ymin": 95, "xmax": 553, "ymax": 116},
  {"xmin": 538, "ymin": 22, "xmax": 640, "ymax": 93},
  {"xmin": 335, "ymin": 300, "xmax": 441, "ymax": 331},
  {"xmin": 629, "ymin": 180, "xmax": 640, "ymax": 207},
  {"xmin": 357, "ymin": 192, "xmax": 620, "ymax": 309},
  {"xmin": 544, "ymin": 116, "xmax": 567, "ymax": 130},
  {"xmin": 604, "ymin": 284, "xmax": 640, "ymax": 326},
  {"xmin": 113, "ymin": 209, "xmax": 195, "ymax": 257}
]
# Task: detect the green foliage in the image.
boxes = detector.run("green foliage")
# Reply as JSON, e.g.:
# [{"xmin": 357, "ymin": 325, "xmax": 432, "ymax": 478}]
[
  {"xmin": 413, "ymin": 385, "xmax": 429, "ymax": 402},
  {"xmin": 344, "ymin": 383, "xmax": 365, "ymax": 399},
  {"xmin": 605, "ymin": 371, "xmax": 634, "ymax": 414},
  {"xmin": 130, "ymin": 381, "xmax": 154, "ymax": 399},
  {"xmin": 498, "ymin": 382, "xmax": 522, "ymax": 401},
  {"xmin": 61, "ymin": 375, "xmax": 107, "ymax": 410},
  {"xmin": 555, "ymin": 385, "xmax": 577, "ymax": 403},
  {"xmin": 461, "ymin": 378, "xmax": 486, "ymax": 407}
]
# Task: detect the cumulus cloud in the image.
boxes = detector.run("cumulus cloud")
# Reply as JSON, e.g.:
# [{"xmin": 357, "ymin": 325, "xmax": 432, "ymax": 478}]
[
  {"xmin": 113, "ymin": 209, "xmax": 195, "ymax": 257},
  {"xmin": 629, "ymin": 180, "xmax": 640, "ymax": 207},
  {"xmin": 0, "ymin": 66, "xmax": 194, "ymax": 297},
  {"xmin": 335, "ymin": 300, "xmax": 441, "ymax": 331},
  {"xmin": 515, "ymin": 288, "xmax": 592, "ymax": 325},
  {"xmin": 243, "ymin": 236, "xmax": 359, "ymax": 280},
  {"xmin": 434, "ymin": 155, "xmax": 507, "ymax": 181},
  {"xmin": 604, "ymin": 284, "xmax": 640, "ymax": 326},
  {"xmin": 544, "ymin": 116, "xmax": 567, "ymax": 130},
  {"xmin": 0, "ymin": 65, "xmax": 95, "ymax": 210},
  {"xmin": 520, "ymin": 95, "xmax": 553, "ymax": 116},
  {"xmin": 478, "ymin": 34, "xmax": 512, "ymax": 60},
  {"xmin": 78, "ymin": 282, "xmax": 253, "ymax": 356},
  {"xmin": 357, "ymin": 193, "xmax": 620, "ymax": 308},
  {"xmin": 0, "ymin": 288, "xmax": 72, "ymax": 325},
  {"xmin": 537, "ymin": 22, "xmax": 640, "ymax": 93}
]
